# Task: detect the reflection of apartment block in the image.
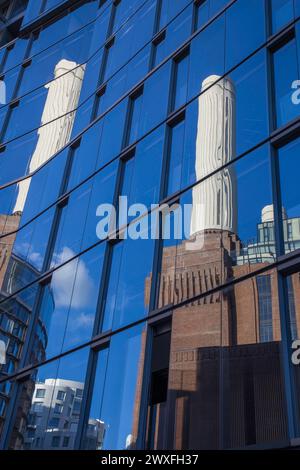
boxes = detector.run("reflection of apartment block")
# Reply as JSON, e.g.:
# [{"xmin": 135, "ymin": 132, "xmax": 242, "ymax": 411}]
[
  {"xmin": 144, "ymin": 226, "xmax": 289, "ymax": 449},
  {"xmin": 24, "ymin": 378, "xmax": 105, "ymax": 450}
]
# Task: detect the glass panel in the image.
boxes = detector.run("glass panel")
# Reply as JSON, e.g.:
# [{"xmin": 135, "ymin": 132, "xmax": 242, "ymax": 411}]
[
  {"xmin": 29, "ymin": 2, "xmax": 99, "ymax": 55},
  {"xmin": 194, "ymin": 0, "xmax": 210, "ymax": 30},
  {"xmin": 7, "ymin": 347, "xmax": 89, "ymax": 449},
  {"xmin": 0, "ymin": 206, "xmax": 55, "ymax": 292},
  {"xmin": 26, "ymin": 245, "xmax": 105, "ymax": 365},
  {"xmin": 194, "ymin": 0, "xmax": 229, "ymax": 31},
  {"xmin": 159, "ymin": 0, "xmax": 191, "ymax": 30},
  {"xmin": 188, "ymin": 14, "xmax": 225, "ymax": 101},
  {"xmin": 227, "ymin": 49, "xmax": 268, "ymax": 156},
  {"xmin": 225, "ymin": 144, "xmax": 275, "ymax": 277},
  {"xmin": 67, "ymin": 121, "xmax": 104, "ymax": 190},
  {"xmin": 225, "ymin": 0, "xmax": 266, "ymax": 70},
  {"xmin": 126, "ymin": 89, "xmax": 144, "ymax": 146},
  {"xmin": 140, "ymin": 61, "xmax": 171, "ymax": 136},
  {"xmin": 18, "ymin": 24, "xmax": 94, "ymax": 97},
  {"xmin": 271, "ymin": 0, "xmax": 294, "ymax": 34},
  {"xmin": 157, "ymin": 143, "xmax": 273, "ymax": 308},
  {"xmin": 273, "ymin": 38, "xmax": 300, "ymax": 129},
  {"xmin": 44, "ymin": 0, "xmax": 64, "ymax": 12},
  {"xmin": 101, "ymin": 218, "xmax": 155, "ymax": 332},
  {"xmin": 284, "ymin": 270, "xmax": 300, "ymax": 437},
  {"xmin": 121, "ymin": 126, "xmax": 165, "ymax": 213},
  {"xmin": 84, "ymin": 323, "xmax": 147, "ymax": 449},
  {"xmin": 163, "ymin": 4, "xmax": 193, "ymax": 59},
  {"xmin": 2, "ymin": 39, "xmax": 29, "ymax": 73},
  {"xmin": 152, "ymin": 34, "xmax": 167, "ymax": 69},
  {"xmin": 97, "ymin": 101, "xmax": 127, "ymax": 166},
  {"xmin": 166, "ymin": 119, "xmax": 186, "ymax": 196},
  {"xmin": 149, "ymin": 272, "xmax": 287, "ymax": 449},
  {"xmin": 278, "ymin": 137, "xmax": 300, "ymax": 255}
]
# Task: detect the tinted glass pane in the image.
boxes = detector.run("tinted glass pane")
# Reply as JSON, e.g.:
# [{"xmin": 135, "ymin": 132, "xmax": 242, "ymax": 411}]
[
  {"xmin": 225, "ymin": 0, "xmax": 266, "ymax": 70},
  {"xmin": 271, "ymin": 0, "xmax": 294, "ymax": 34},
  {"xmin": 7, "ymin": 348, "xmax": 89, "ymax": 449},
  {"xmin": 84, "ymin": 324, "xmax": 147, "ymax": 450},
  {"xmin": 273, "ymin": 39, "xmax": 300, "ymax": 128},
  {"xmin": 172, "ymin": 52, "xmax": 189, "ymax": 112},
  {"xmin": 149, "ymin": 273, "xmax": 287, "ymax": 449},
  {"xmin": 227, "ymin": 50, "xmax": 268, "ymax": 155},
  {"xmin": 26, "ymin": 246, "xmax": 105, "ymax": 365},
  {"xmin": 188, "ymin": 14, "xmax": 225, "ymax": 101},
  {"xmin": 101, "ymin": 219, "xmax": 155, "ymax": 332}
]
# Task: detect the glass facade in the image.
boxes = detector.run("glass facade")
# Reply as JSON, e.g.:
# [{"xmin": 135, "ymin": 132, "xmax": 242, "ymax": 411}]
[{"xmin": 0, "ymin": 0, "xmax": 300, "ymax": 451}]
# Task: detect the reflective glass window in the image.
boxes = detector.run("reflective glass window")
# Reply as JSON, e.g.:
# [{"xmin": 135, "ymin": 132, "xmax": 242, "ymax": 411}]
[
  {"xmin": 278, "ymin": 137, "xmax": 300, "ymax": 255},
  {"xmin": 101, "ymin": 220, "xmax": 155, "ymax": 332},
  {"xmin": 227, "ymin": 49, "xmax": 268, "ymax": 155},
  {"xmin": 271, "ymin": 0, "xmax": 294, "ymax": 34},
  {"xmin": 125, "ymin": 87, "xmax": 144, "ymax": 147},
  {"xmin": 188, "ymin": 13, "xmax": 225, "ymax": 101},
  {"xmin": 7, "ymin": 347, "xmax": 89, "ymax": 449},
  {"xmin": 27, "ymin": 246, "xmax": 105, "ymax": 365}
]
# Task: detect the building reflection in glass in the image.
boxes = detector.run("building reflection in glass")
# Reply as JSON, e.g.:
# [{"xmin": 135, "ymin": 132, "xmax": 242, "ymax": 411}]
[{"xmin": 3, "ymin": 68, "xmax": 300, "ymax": 450}]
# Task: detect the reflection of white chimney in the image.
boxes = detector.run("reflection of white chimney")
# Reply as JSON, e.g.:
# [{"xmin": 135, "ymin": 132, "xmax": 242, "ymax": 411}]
[
  {"xmin": 190, "ymin": 75, "xmax": 237, "ymax": 236},
  {"xmin": 13, "ymin": 59, "xmax": 85, "ymax": 214}
]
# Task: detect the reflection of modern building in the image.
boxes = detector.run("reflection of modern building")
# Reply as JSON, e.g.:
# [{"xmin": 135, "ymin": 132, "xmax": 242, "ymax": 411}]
[
  {"xmin": 23, "ymin": 379, "xmax": 105, "ymax": 450},
  {"xmin": 1, "ymin": 0, "xmax": 300, "ymax": 452},
  {"xmin": 0, "ymin": 213, "xmax": 48, "ymax": 446}
]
